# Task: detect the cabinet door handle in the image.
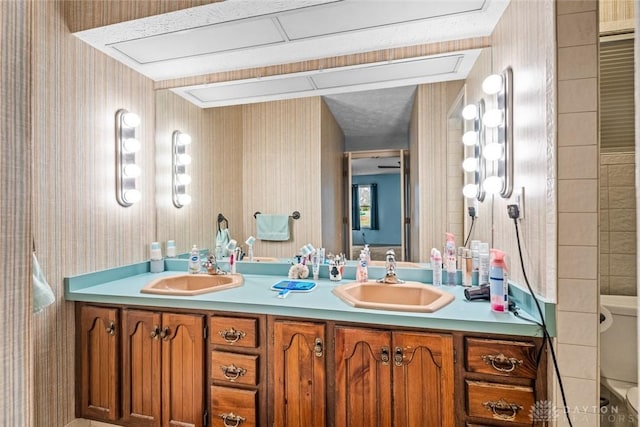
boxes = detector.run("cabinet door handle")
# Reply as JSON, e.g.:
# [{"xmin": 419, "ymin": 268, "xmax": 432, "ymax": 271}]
[
  {"xmin": 220, "ymin": 364, "xmax": 247, "ymax": 382},
  {"xmin": 218, "ymin": 327, "xmax": 246, "ymax": 344},
  {"xmin": 314, "ymin": 338, "xmax": 323, "ymax": 357},
  {"xmin": 150, "ymin": 325, "xmax": 160, "ymax": 339},
  {"xmin": 394, "ymin": 347, "xmax": 404, "ymax": 366},
  {"xmin": 159, "ymin": 326, "xmax": 170, "ymax": 340},
  {"xmin": 380, "ymin": 346, "xmax": 390, "ymax": 365},
  {"xmin": 105, "ymin": 321, "xmax": 116, "ymax": 336},
  {"xmin": 481, "ymin": 353, "xmax": 523, "ymax": 373},
  {"xmin": 220, "ymin": 412, "xmax": 245, "ymax": 427},
  {"xmin": 482, "ymin": 398, "xmax": 523, "ymax": 421}
]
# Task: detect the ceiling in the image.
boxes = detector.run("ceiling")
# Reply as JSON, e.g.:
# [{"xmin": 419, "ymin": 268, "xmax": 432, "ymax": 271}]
[{"xmin": 74, "ymin": 0, "xmax": 509, "ymax": 141}]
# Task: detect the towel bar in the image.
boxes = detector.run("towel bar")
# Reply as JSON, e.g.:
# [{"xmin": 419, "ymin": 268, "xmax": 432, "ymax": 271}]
[{"xmin": 254, "ymin": 211, "xmax": 300, "ymax": 220}]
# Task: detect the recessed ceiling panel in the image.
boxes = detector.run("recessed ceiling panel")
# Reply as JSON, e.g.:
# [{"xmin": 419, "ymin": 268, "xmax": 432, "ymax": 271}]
[
  {"xmin": 311, "ymin": 55, "xmax": 462, "ymax": 89},
  {"xmin": 187, "ymin": 76, "xmax": 315, "ymax": 103},
  {"xmin": 278, "ymin": 0, "xmax": 486, "ymax": 40},
  {"xmin": 111, "ymin": 17, "xmax": 285, "ymax": 64}
]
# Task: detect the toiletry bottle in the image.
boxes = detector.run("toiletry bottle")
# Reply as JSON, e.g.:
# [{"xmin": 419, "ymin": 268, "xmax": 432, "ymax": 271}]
[
  {"xmin": 188, "ymin": 245, "xmax": 201, "ymax": 274},
  {"xmin": 489, "ymin": 249, "xmax": 509, "ymax": 312},
  {"xmin": 478, "ymin": 242, "xmax": 490, "ymax": 285},
  {"xmin": 150, "ymin": 242, "xmax": 164, "ymax": 273},
  {"xmin": 430, "ymin": 248, "xmax": 442, "ymax": 286},
  {"xmin": 444, "ymin": 233, "xmax": 457, "ymax": 285},
  {"xmin": 462, "ymin": 249, "xmax": 473, "ymax": 287},
  {"xmin": 166, "ymin": 240, "xmax": 176, "ymax": 258},
  {"xmin": 214, "ymin": 243, "xmax": 223, "ymax": 260},
  {"xmin": 470, "ymin": 240, "xmax": 480, "ymax": 271},
  {"xmin": 356, "ymin": 251, "xmax": 368, "ymax": 283}
]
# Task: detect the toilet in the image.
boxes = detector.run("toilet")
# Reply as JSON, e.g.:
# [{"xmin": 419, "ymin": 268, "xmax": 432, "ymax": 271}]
[{"xmin": 600, "ymin": 294, "xmax": 638, "ymax": 426}]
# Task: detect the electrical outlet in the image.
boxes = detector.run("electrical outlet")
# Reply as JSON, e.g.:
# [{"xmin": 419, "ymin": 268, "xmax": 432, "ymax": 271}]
[{"xmin": 513, "ymin": 187, "xmax": 525, "ymax": 220}]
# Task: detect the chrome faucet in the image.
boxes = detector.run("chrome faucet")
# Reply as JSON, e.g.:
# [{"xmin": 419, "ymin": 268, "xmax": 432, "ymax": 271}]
[
  {"xmin": 203, "ymin": 253, "xmax": 227, "ymax": 275},
  {"xmin": 377, "ymin": 249, "xmax": 404, "ymax": 284}
]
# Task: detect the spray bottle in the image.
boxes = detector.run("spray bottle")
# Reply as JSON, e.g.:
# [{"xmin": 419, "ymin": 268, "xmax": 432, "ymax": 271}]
[
  {"xmin": 444, "ymin": 233, "xmax": 457, "ymax": 285},
  {"xmin": 489, "ymin": 249, "xmax": 509, "ymax": 312},
  {"xmin": 430, "ymin": 248, "xmax": 442, "ymax": 286}
]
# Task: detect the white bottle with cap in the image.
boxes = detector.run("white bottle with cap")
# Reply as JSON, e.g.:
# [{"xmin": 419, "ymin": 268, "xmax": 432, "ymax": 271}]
[
  {"xmin": 150, "ymin": 242, "xmax": 164, "ymax": 273},
  {"xmin": 188, "ymin": 245, "xmax": 201, "ymax": 274}
]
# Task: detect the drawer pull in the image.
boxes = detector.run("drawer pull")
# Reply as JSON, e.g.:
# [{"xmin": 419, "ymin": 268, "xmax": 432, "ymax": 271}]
[
  {"xmin": 220, "ymin": 364, "xmax": 247, "ymax": 382},
  {"xmin": 314, "ymin": 338, "xmax": 323, "ymax": 357},
  {"xmin": 105, "ymin": 321, "xmax": 116, "ymax": 336},
  {"xmin": 481, "ymin": 353, "xmax": 523, "ymax": 373},
  {"xmin": 218, "ymin": 327, "xmax": 246, "ymax": 344},
  {"xmin": 159, "ymin": 326, "xmax": 171, "ymax": 340},
  {"xmin": 220, "ymin": 412, "xmax": 245, "ymax": 427},
  {"xmin": 150, "ymin": 325, "xmax": 160, "ymax": 339},
  {"xmin": 482, "ymin": 398, "xmax": 523, "ymax": 421}
]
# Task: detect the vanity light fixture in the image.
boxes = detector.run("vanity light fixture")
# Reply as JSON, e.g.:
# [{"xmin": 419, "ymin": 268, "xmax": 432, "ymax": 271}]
[
  {"xmin": 481, "ymin": 67, "xmax": 513, "ymax": 198},
  {"xmin": 172, "ymin": 130, "xmax": 192, "ymax": 208},
  {"xmin": 115, "ymin": 109, "xmax": 142, "ymax": 207},
  {"xmin": 461, "ymin": 99, "xmax": 486, "ymax": 202}
]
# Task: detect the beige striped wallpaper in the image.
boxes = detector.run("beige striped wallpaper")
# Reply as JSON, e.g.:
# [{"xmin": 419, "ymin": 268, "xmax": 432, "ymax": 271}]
[
  {"xmin": 32, "ymin": 1, "xmax": 157, "ymax": 425},
  {"xmin": 1, "ymin": 1, "xmax": 34, "ymax": 426}
]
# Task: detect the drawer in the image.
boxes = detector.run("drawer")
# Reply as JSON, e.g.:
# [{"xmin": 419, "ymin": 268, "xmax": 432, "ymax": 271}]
[
  {"xmin": 211, "ymin": 386, "xmax": 257, "ymax": 427},
  {"xmin": 210, "ymin": 316, "xmax": 258, "ymax": 348},
  {"xmin": 466, "ymin": 380, "xmax": 534, "ymax": 425},
  {"xmin": 466, "ymin": 338, "xmax": 538, "ymax": 379},
  {"xmin": 211, "ymin": 350, "xmax": 258, "ymax": 386}
]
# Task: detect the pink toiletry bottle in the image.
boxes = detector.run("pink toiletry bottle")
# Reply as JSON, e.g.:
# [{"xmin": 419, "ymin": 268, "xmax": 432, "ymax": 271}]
[{"xmin": 489, "ymin": 249, "xmax": 509, "ymax": 312}]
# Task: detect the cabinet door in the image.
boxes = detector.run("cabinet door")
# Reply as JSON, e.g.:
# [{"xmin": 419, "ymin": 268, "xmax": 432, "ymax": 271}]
[
  {"xmin": 335, "ymin": 327, "xmax": 392, "ymax": 427},
  {"xmin": 122, "ymin": 309, "xmax": 162, "ymax": 426},
  {"xmin": 161, "ymin": 313, "xmax": 205, "ymax": 427},
  {"xmin": 392, "ymin": 331, "xmax": 455, "ymax": 427},
  {"xmin": 273, "ymin": 320, "xmax": 326, "ymax": 427},
  {"xmin": 78, "ymin": 305, "xmax": 120, "ymax": 422}
]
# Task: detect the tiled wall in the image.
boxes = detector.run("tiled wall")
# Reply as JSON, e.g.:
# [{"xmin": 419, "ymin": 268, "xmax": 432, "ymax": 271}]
[
  {"xmin": 556, "ymin": 1, "xmax": 601, "ymax": 425},
  {"xmin": 0, "ymin": 1, "xmax": 34, "ymax": 426},
  {"xmin": 600, "ymin": 152, "xmax": 637, "ymax": 296}
]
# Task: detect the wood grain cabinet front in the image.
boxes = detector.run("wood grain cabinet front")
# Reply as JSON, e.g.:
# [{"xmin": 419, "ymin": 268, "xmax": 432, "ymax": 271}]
[
  {"xmin": 210, "ymin": 386, "xmax": 257, "ymax": 427},
  {"xmin": 211, "ymin": 350, "xmax": 258, "ymax": 386},
  {"xmin": 210, "ymin": 316, "xmax": 258, "ymax": 348},
  {"xmin": 465, "ymin": 338, "xmax": 538, "ymax": 379},
  {"xmin": 466, "ymin": 380, "xmax": 535, "ymax": 425}
]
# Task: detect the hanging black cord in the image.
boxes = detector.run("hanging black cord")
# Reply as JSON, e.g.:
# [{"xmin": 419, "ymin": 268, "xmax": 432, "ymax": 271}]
[
  {"xmin": 512, "ymin": 217, "xmax": 573, "ymax": 427},
  {"xmin": 463, "ymin": 216, "xmax": 476, "ymax": 247}
]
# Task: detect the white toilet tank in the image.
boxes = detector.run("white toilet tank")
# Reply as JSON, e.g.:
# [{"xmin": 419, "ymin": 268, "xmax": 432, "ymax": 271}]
[{"xmin": 600, "ymin": 294, "xmax": 638, "ymax": 384}]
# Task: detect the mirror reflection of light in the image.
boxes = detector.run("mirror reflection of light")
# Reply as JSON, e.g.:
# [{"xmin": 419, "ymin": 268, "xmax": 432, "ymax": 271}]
[
  {"xmin": 483, "ymin": 143, "xmax": 504, "ymax": 161},
  {"xmin": 483, "ymin": 176, "xmax": 503, "ymax": 194},
  {"xmin": 483, "ymin": 109, "xmax": 504, "ymax": 128},
  {"xmin": 462, "ymin": 184, "xmax": 478, "ymax": 198},
  {"xmin": 462, "ymin": 104, "xmax": 478, "ymax": 120},
  {"xmin": 482, "ymin": 74, "xmax": 503, "ymax": 95},
  {"xmin": 123, "ymin": 138, "xmax": 141, "ymax": 153},
  {"xmin": 176, "ymin": 194, "xmax": 192, "ymax": 206},
  {"xmin": 462, "ymin": 157, "xmax": 478, "ymax": 172},
  {"xmin": 123, "ymin": 164, "xmax": 142, "ymax": 178},
  {"xmin": 462, "ymin": 131, "xmax": 478, "ymax": 146},
  {"xmin": 177, "ymin": 133, "xmax": 192, "ymax": 145}
]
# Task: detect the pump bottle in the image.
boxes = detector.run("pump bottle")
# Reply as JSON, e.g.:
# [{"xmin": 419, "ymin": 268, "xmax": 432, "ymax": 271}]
[{"xmin": 188, "ymin": 245, "xmax": 201, "ymax": 274}]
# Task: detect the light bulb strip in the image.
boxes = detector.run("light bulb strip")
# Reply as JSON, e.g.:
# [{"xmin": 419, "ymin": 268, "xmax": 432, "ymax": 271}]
[
  {"xmin": 115, "ymin": 109, "xmax": 140, "ymax": 207},
  {"xmin": 172, "ymin": 130, "xmax": 191, "ymax": 208},
  {"xmin": 499, "ymin": 66, "xmax": 513, "ymax": 198}
]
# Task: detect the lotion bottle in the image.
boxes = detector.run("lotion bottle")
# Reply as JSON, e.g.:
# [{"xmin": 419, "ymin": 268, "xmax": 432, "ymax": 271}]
[
  {"xmin": 430, "ymin": 248, "xmax": 442, "ymax": 286},
  {"xmin": 188, "ymin": 245, "xmax": 201, "ymax": 274},
  {"xmin": 489, "ymin": 249, "xmax": 509, "ymax": 312},
  {"xmin": 444, "ymin": 233, "xmax": 457, "ymax": 285},
  {"xmin": 478, "ymin": 242, "xmax": 490, "ymax": 285},
  {"xmin": 356, "ymin": 252, "xmax": 369, "ymax": 283}
]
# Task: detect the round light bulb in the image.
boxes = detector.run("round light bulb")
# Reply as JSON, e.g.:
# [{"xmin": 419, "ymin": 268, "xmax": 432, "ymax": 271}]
[
  {"xmin": 462, "ymin": 157, "xmax": 478, "ymax": 172},
  {"xmin": 483, "ymin": 109, "xmax": 504, "ymax": 128},
  {"xmin": 176, "ymin": 153, "xmax": 192, "ymax": 165},
  {"xmin": 483, "ymin": 143, "xmax": 504, "ymax": 161},
  {"xmin": 123, "ymin": 164, "xmax": 141, "ymax": 178},
  {"xmin": 122, "ymin": 112, "xmax": 141, "ymax": 128},
  {"xmin": 462, "ymin": 184, "xmax": 478, "ymax": 198},
  {"xmin": 123, "ymin": 188, "xmax": 141, "ymax": 204},
  {"xmin": 482, "ymin": 74, "xmax": 504, "ymax": 95},
  {"xmin": 462, "ymin": 131, "xmax": 478, "ymax": 146},
  {"xmin": 176, "ymin": 173, "xmax": 192, "ymax": 185},
  {"xmin": 462, "ymin": 104, "xmax": 478, "ymax": 120},
  {"xmin": 122, "ymin": 138, "xmax": 141, "ymax": 153},
  {"xmin": 177, "ymin": 132, "xmax": 192, "ymax": 145},
  {"xmin": 483, "ymin": 176, "xmax": 504, "ymax": 194},
  {"xmin": 177, "ymin": 194, "xmax": 192, "ymax": 206}
]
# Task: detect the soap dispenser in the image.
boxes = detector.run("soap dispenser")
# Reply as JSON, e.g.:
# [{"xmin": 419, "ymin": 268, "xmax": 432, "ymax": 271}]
[{"xmin": 188, "ymin": 245, "xmax": 201, "ymax": 274}]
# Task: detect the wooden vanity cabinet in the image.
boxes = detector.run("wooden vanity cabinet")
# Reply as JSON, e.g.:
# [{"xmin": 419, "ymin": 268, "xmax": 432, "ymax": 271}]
[
  {"xmin": 335, "ymin": 326, "xmax": 455, "ymax": 427},
  {"xmin": 77, "ymin": 305, "xmax": 120, "ymax": 422},
  {"xmin": 209, "ymin": 314, "xmax": 267, "ymax": 427},
  {"xmin": 76, "ymin": 304, "xmax": 206, "ymax": 427}
]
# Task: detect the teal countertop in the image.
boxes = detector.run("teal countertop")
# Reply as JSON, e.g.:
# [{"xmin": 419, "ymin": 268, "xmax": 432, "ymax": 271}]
[{"xmin": 65, "ymin": 259, "xmax": 555, "ymax": 337}]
